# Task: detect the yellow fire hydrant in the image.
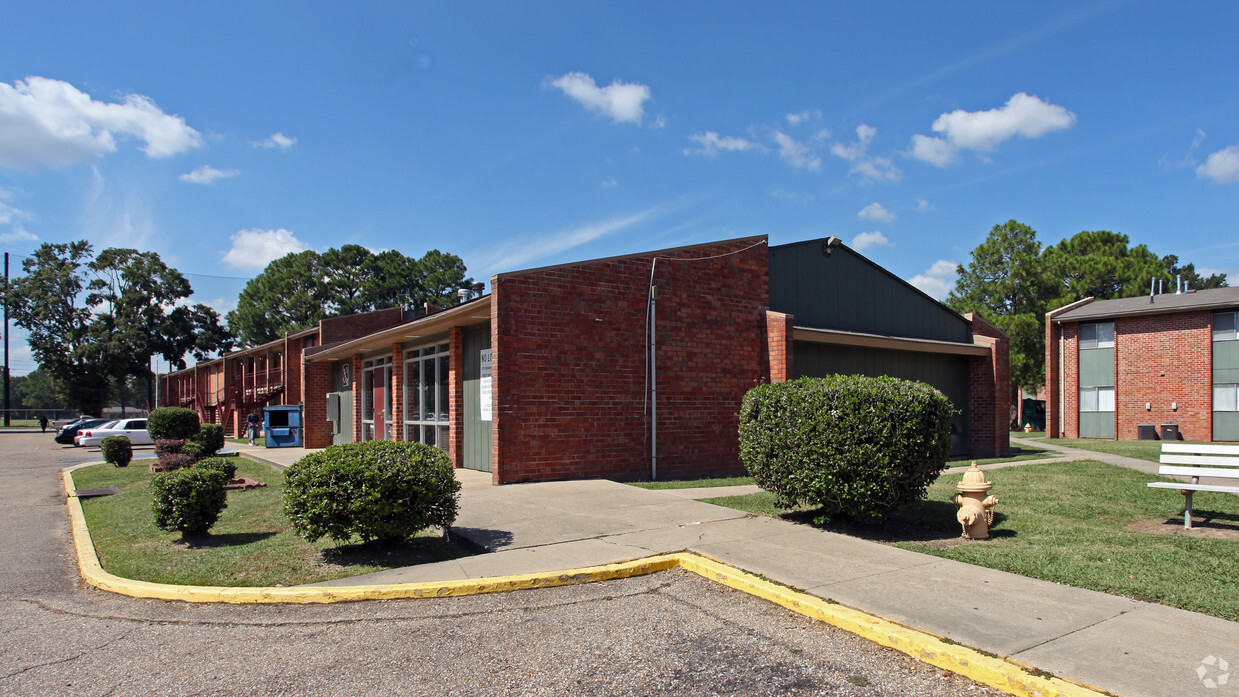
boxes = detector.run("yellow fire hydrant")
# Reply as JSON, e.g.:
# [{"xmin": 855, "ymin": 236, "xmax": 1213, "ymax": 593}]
[{"xmin": 952, "ymin": 462, "xmax": 999, "ymax": 540}]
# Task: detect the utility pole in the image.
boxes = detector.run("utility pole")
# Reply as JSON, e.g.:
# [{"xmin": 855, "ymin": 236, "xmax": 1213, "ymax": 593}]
[{"xmin": 3, "ymin": 252, "xmax": 10, "ymax": 427}]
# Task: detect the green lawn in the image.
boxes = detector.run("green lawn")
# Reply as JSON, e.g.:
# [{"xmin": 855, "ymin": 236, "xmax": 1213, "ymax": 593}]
[
  {"xmin": 706, "ymin": 460, "xmax": 1239, "ymax": 621},
  {"xmin": 630, "ymin": 475, "xmax": 755, "ymax": 490},
  {"xmin": 225, "ymin": 436, "xmax": 267, "ymax": 448},
  {"xmin": 71, "ymin": 458, "xmax": 471, "ymax": 587},
  {"xmin": 1012, "ymin": 436, "xmax": 1220, "ymax": 463}
]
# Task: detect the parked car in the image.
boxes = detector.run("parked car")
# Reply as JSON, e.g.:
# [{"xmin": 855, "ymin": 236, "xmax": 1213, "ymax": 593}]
[
  {"xmin": 75, "ymin": 418, "xmax": 153, "ymax": 448},
  {"xmin": 54, "ymin": 418, "xmax": 110, "ymax": 446}
]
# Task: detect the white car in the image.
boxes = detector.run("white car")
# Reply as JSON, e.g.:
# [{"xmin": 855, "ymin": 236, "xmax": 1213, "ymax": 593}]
[{"xmin": 75, "ymin": 418, "xmax": 154, "ymax": 448}]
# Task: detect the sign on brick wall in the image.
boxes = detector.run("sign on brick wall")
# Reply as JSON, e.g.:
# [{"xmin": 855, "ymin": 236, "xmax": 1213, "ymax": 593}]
[{"xmin": 480, "ymin": 349, "xmax": 492, "ymax": 421}]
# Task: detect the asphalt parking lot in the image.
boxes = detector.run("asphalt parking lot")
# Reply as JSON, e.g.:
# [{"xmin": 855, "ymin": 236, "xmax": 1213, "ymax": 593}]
[{"xmin": 1, "ymin": 432, "xmax": 1001, "ymax": 696}]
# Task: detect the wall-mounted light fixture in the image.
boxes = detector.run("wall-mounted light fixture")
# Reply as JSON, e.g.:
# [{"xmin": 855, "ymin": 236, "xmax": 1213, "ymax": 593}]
[
  {"xmin": 1171, "ymin": 401, "xmax": 1178, "ymax": 411},
  {"xmin": 1145, "ymin": 402, "xmax": 1151, "ymax": 411}
]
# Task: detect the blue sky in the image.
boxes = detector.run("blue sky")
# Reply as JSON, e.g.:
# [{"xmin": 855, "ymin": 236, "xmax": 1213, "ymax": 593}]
[{"xmin": 2, "ymin": 1, "xmax": 1237, "ymax": 375}]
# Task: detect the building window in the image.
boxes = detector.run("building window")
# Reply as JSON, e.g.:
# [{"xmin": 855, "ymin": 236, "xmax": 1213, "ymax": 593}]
[
  {"xmin": 1215, "ymin": 311, "xmax": 1238, "ymax": 342},
  {"xmin": 1079, "ymin": 321, "xmax": 1115, "ymax": 349},
  {"xmin": 1216, "ymin": 384, "xmax": 1239, "ymax": 412},
  {"xmin": 361, "ymin": 357, "xmax": 392, "ymax": 441},
  {"xmin": 1080, "ymin": 386, "xmax": 1115, "ymax": 412},
  {"xmin": 404, "ymin": 343, "xmax": 450, "ymax": 451}
]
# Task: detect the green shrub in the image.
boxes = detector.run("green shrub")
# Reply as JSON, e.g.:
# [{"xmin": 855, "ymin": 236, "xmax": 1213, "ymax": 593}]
[
  {"xmin": 154, "ymin": 439, "xmax": 185, "ymax": 457},
  {"xmin": 152, "ymin": 453, "xmax": 196, "ymax": 473},
  {"xmin": 147, "ymin": 407, "xmax": 201, "ymax": 441},
  {"xmin": 151, "ymin": 467, "xmax": 229, "ymax": 536},
  {"xmin": 196, "ymin": 424, "xmax": 225, "ymax": 457},
  {"xmin": 195, "ymin": 457, "xmax": 237, "ymax": 481},
  {"xmin": 180, "ymin": 441, "xmax": 204, "ymax": 459},
  {"xmin": 738, "ymin": 375, "xmax": 954, "ymax": 524},
  {"xmin": 283, "ymin": 440, "xmax": 461, "ymax": 546},
  {"xmin": 100, "ymin": 436, "xmax": 132, "ymax": 467}
]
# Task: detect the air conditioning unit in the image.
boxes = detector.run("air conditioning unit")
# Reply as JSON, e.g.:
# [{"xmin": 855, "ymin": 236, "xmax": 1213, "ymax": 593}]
[
  {"xmin": 1160, "ymin": 423, "xmax": 1181, "ymax": 441},
  {"xmin": 1137, "ymin": 424, "xmax": 1158, "ymax": 440}
]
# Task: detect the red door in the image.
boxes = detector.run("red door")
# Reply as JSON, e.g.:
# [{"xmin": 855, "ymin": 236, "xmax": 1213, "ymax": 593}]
[{"xmin": 372, "ymin": 367, "xmax": 386, "ymax": 440}]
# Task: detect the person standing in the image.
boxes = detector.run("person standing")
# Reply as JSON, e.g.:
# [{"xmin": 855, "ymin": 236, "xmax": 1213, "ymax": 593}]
[
  {"xmin": 38, "ymin": 415, "xmax": 49, "ymax": 433},
  {"xmin": 246, "ymin": 411, "xmax": 261, "ymax": 446}
]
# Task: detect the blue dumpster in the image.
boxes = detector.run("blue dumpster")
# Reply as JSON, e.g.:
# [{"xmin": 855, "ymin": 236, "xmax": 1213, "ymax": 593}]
[{"xmin": 263, "ymin": 405, "xmax": 303, "ymax": 448}]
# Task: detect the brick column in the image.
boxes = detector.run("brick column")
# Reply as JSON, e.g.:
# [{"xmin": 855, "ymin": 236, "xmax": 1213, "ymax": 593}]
[
  {"xmin": 449, "ymin": 326, "xmax": 464, "ymax": 468},
  {"xmin": 764, "ymin": 310, "xmax": 795, "ymax": 383},
  {"xmin": 390, "ymin": 342, "xmax": 404, "ymax": 440},
  {"xmin": 351, "ymin": 353, "xmax": 364, "ymax": 443},
  {"xmin": 302, "ymin": 361, "xmax": 334, "ymax": 448},
  {"xmin": 1045, "ymin": 317, "xmax": 1060, "ymax": 439},
  {"xmin": 966, "ymin": 313, "xmax": 1010, "ymax": 458}
]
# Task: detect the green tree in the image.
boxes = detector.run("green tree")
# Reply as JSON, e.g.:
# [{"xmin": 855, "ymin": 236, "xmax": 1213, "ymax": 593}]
[
  {"xmin": 1041, "ymin": 231, "xmax": 1167, "ymax": 308},
  {"xmin": 227, "ymin": 245, "xmax": 473, "ymax": 346},
  {"xmin": 1162, "ymin": 254, "xmax": 1227, "ymax": 290},
  {"xmin": 12, "ymin": 369, "xmax": 59, "ymax": 411},
  {"xmin": 946, "ymin": 220, "xmax": 1052, "ymax": 402}
]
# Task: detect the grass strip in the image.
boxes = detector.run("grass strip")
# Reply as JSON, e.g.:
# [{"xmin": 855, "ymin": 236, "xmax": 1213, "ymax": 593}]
[
  {"xmin": 707, "ymin": 459, "xmax": 1239, "ymax": 621},
  {"xmin": 71, "ymin": 458, "xmax": 471, "ymax": 587}
]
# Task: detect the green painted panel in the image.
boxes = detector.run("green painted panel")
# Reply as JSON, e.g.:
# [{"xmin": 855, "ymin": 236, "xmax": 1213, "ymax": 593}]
[
  {"xmin": 1214, "ymin": 340, "xmax": 1239, "ymax": 383},
  {"xmin": 794, "ymin": 342, "xmax": 970, "ymax": 456},
  {"xmin": 1079, "ymin": 412, "xmax": 1115, "ymax": 439},
  {"xmin": 769, "ymin": 241, "xmax": 970, "ymax": 343},
  {"xmin": 1079, "ymin": 347, "xmax": 1115, "ymax": 387},
  {"xmin": 329, "ymin": 391, "xmax": 352, "ymax": 446},
  {"xmin": 1215, "ymin": 412, "xmax": 1239, "ymax": 442},
  {"xmin": 462, "ymin": 323, "xmax": 492, "ymax": 472}
]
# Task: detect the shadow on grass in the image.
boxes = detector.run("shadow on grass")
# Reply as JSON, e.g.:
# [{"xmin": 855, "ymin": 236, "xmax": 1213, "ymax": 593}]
[
  {"xmin": 320, "ymin": 535, "xmax": 477, "ymax": 569},
  {"xmin": 178, "ymin": 531, "xmax": 279, "ymax": 549},
  {"xmin": 777, "ymin": 500, "xmax": 1017, "ymax": 544}
]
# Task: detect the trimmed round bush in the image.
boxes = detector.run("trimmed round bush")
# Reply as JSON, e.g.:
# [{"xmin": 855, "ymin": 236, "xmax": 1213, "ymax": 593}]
[
  {"xmin": 196, "ymin": 423, "xmax": 225, "ymax": 457},
  {"xmin": 195, "ymin": 456, "xmax": 237, "ymax": 481},
  {"xmin": 283, "ymin": 440, "xmax": 461, "ymax": 546},
  {"xmin": 152, "ymin": 453, "xmax": 196, "ymax": 473},
  {"xmin": 154, "ymin": 439, "xmax": 186, "ymax": 458},
  {"xmin": 180, "ymin": 441, "xmax": 204, "ymax": 460},
  {"xmin": 738, "ymin": 375, "xmax": 954, "ymax": 524},
  {"xmin": 151, "ymin": 467, "xmax": 229, "ymax": 537},
  {"xmin": 147, "ymin": 407, "xmax": 201, "ymax": 441},
  {"xmin": 100, "ymin": 436, "xmax": 132, "ymax": 467}
]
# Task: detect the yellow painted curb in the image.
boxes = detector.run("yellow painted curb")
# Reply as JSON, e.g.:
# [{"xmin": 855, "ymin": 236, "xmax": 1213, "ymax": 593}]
[{"xmin": 64, "ymin": 470, "xmax": 1110, "ymax": 697}]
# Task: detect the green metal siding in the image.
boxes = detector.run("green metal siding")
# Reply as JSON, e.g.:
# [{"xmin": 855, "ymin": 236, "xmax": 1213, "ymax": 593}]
[
  {"xmin": 794, "ymin": 342, "xmax": 970, "ymax": 455},
  {"xmin": 330, "ymin": 391, "xmax": 352, "ymax": 446},
  {"xmin": 1215, "ymin": 412, "xmax": 1239, "ymax": 441},
  {"xmin": 462, "ymin": 323, "xmax": 492, "ymax": 472},
  {"xmin": 1079, "ymin": 348, "xmax": 1115, "ymax": 387},
  {"xmin": 769, "ymin": 241, "xmax": 970, "ymax": 343},
  {"xmin": 1214, "ymin": 340, "xmax": 1239, "ymax": 384},
  {"xmin": 1079, "ymin": 412, "xmax": 1115, "ymax": 439}
]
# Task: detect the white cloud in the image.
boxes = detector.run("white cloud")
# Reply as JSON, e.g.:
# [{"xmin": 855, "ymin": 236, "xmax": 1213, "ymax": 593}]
[
  {"xmin": 475, "ymin": 207, "xmax": 661, "ymax": 272},
  {"xmin": 546, "ymin": 71, "xmax": 652, "ymax": 125},
  {"xmin": 910, "ymin": 93, "xmax": 1075, "ymax": 166},
  {"xmin": 851, "ymin": 231, "xmax": 891, "ymax": 251},
  {"xmin": 908, "ymin": 134, "xmax": 957, "ymax": 167},
  {"xmin": 772, "ymin": 131, "xmax": 821, "ymax": 171},
  {"xmin": 253, "ymin": 132, "xmax": 297, "ymax": 150},
  {"xmin": 785, "ymin": 109, "xmax": 821, "ymax": 126},
  {"xmin": 830, "ymin": 124, "xmax": 900, "ymax": 182},
  {"xmin": 685, "ymin": 131, "xmax": 757, "ymax": 156},
  {"xmin": 858, "ymin": 202, "xmax": 895, "ymax": 222},
  {"xmin": 916, "ymin": 198, "xmax": 933, "ymax": 212},
  {"xmin": 0, "ymin": 76, "xmax": 202, "ymax": 169},
  {"xmin": 1197, "ymin": 145, "xmax": 1239, "ymax": 183},
  {"xmin": 178, "ymin": 165, "xmax": 240, "ymax": 184},
  {"xmin": 601, "ymin": 177, "xmax": 618, "ymax": 187},
  {"xmin": 222, "ymin": 228, "xmax": 310, "ymax": 270},
  {"xmin": 0, "ymin": 227, "xmax": 37, "ymax": 245},
  {"xmin": 908, "ymin": 260, "xmax": 958, "ymax": 299}
]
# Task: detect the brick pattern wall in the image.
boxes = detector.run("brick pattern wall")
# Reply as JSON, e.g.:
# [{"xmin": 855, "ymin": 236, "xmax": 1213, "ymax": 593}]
[
  {"xmin": 318, "ymin": 307, "xmax": 406, "ymax": 344},
  {"xmin": 491, "ymin": 238, "xmax": 770, "ymax": 483},
  {"xmin": 965, "ymin": 314, "xmax": 1010, "ymax": 457},
  {"xmin": 390, "ymin": 342, "xmax": 404, "ymax": 440},
  {"xmin": 765, "ymin": 311, "xmax": 794, "ymax": 383},
  {"xmin": 283, "ymin": 336, "xmax": 304, "ymax": 404},
  {"xmin": 350, "ymin": 353, "xmax": 364, "ymax": 443},
  {"xmin": 1045, "ymin": 318, "xmax": 1061, "ymax": 438},
  {"xmin": 301, "ymin": 360, "xmax": 334, "ymax": 448},
  {"xmin": 448, "ymin": 327, "xmax": 464, "ymax": 467},
  {"xmin": 1114, "ymin": 311, "xmax": 1212, "ymax": 441}
]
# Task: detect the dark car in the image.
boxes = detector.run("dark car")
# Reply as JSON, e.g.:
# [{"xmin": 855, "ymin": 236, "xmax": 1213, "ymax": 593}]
[{"xmin": 55, "ymin": 418, "xmax": 110, "ymax": 446}]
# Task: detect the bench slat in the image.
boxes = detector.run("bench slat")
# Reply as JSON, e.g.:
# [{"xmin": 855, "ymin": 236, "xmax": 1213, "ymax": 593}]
[
  {"xmin": 1160, "ymin": 443, "xmax": 1239, "ymax": 456},
  {"xmin": 1157, "ymin": 465, "xmax": 1239, "ymax": 479},
  {"xmin": 1159, "ymin": 454, "xmax": 1239, "ymax": 467},
  {"xmin": 1148, "ymin": 482, "xmax": 1239, "ymax": 493}
]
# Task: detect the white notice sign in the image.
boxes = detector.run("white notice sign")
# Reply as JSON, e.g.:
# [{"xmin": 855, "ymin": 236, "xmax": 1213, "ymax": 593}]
[{"xmin": 479, "ymin": 349, "xmax": 492, "ymax": 421}]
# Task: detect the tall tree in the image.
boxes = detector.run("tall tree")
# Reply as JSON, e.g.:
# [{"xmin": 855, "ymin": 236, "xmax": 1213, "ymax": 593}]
[
  {"xmin": 1162, "ymin": 254, "xmax": 1227, "ymax": 290},
  {"xmin": 1041, "ymin": 231, "xmax": 1167, "ymax": 308},
  {"xmin": 227, "ymin": 245, "xmax": 473, "ymax": 346},
  {"xmin": 946, "ymin": 220, "xmax": 1052, "ymax": 402}
]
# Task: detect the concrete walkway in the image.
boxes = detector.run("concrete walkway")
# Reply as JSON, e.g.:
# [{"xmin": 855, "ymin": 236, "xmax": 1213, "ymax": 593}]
[{"xmin": 242, "ymin": 443, "xmax": 1238, "ymax": 697}]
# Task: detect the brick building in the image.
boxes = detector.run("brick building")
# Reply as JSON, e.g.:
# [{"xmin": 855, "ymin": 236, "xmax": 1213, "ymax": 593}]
[
  {"xmin": 289, "ymin": 235, "xmax": 1008, "ymax": 483},
  {"xmin": 1044, "ymin": 286, "xmax": 1239, "ymax": 441}
]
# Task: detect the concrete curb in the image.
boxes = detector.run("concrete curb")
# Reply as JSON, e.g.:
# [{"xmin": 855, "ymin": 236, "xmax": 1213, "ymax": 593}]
[{"xmin": 63, "ymin": 468, "xmax": 1111, "ymax": 697}]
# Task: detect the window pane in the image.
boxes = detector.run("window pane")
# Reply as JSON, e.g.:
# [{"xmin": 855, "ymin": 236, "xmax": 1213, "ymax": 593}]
[
  {"xmin": 1080, "ymin": 387, "xmax": 1098, "ymax": 412},
  {"xmin": 1215, "ymin": 312, "xmax": 1238, "ymax": 341},
  {"xmin": 362, "ymin": 369, "xmax": 374, "ymax": 419},
  {"xmin": 1097, "ymin": 386, "xmax": 1115, "ymax": 412},
  {"xmin": 1216, "ymin": 384, "xmax": 1239, "ymax": 412},
  {"xmin": 407, "ymin": 362, "xmax": 420, "ymax": 420},
  {"xmin": 423, "ymin": 359, "xmax": 435, "ymax": 423},
  {"xmin": 438, "ymin": 426, "xmax": 449, "ymax": 451},
  {"xmin": 1079, "ymin": 323, "xmax": 1097, "ymax": 348},
  {"xmin": 1096, "ymin": 322, "xmax": 1114, "ymax": 348},
  {"xmin": 438, "ymin": 355, "xmax": 449, "ymax": 420},
  {"xmin": 423, "ymin": 425, "xmax": 436, "ymax": 446}
]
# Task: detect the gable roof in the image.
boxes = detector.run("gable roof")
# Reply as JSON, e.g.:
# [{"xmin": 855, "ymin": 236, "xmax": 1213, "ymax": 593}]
[{"xmin": 1050, "ymin": 286, "xmax": 1239, "ymax": 323}]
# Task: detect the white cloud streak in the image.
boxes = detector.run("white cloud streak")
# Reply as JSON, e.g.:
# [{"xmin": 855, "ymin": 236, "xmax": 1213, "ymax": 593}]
[
  {"xmin": 773, "ymin": 131, "xmax": 821, "ymax": 171},
  {"xmin": 179, "ymin": 165, "xmax": 240, "ymax": 184},
  {"xmin": 831, "ymin": 124, "xmax": 900, "ymax": 182},
  {"xmin": 254, "ymin": 132, "xmax": 297, "ymax": 150},
  {"xmin": 476, "ymin": 207, "xmax": 661, "ymax": 272},
  {"xmin": 0, "ymin": 76, "xmax": 202, "ymax": 170},
  {"xmin": 222, "ymin": 228, "xmax": 310, "ymax": 270},
  {"xmin": 909, "ymin": 93, "xmax": 1076, "ymax": 166},
  {"xmin": 546, "ymin": 72, "xmax": 652, "ymax": 125},
  {"xmin": 908, "ymin": 260, "xmax": 958, "ymax": 299},
  {"xmin": 684, "ymin": 131, "xmax": 757, "ymax": 156},
  {"xmin": 785, "ymin": 109, "xmax": 821, "ymax": 126},
  {"xmin": 851, "ymin": 231, "xmax": 892, "ymax": 251},
  {"xmin": 858, "ymin": 202, "xmax": 895, "ymax": 222},
  {"xmin": 1197, "ymin": 145, "xmax": 1239, "ymax": 183}
]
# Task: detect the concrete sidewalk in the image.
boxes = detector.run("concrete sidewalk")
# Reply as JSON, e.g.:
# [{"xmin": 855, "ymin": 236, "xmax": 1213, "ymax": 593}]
[{"xmin": 247, "ymin": 444, "xmax": 1236, "ymax": 697}]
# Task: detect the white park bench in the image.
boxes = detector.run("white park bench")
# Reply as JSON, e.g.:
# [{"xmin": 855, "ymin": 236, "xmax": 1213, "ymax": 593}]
[{"xmin": 1147, "ymin": 443, "xmax": 1239, "ymax": 529}]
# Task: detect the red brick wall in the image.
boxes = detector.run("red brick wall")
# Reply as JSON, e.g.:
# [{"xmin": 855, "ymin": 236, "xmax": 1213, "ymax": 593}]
[
  {"xmin": 1045, "ymin": 318, "xmax": 1061, "ymax": 438},
  {"xmin": 965, "ymin": 314, "xmax": 1010, "ymax": 457},
  {"xmin": 301, "ymin": 360, "xmax": 334, "ymax": 448},
  {"xmin": 1114, "ymin": 311, "xmax": 1212, "ymax": 441},
  {"xmin": 448, "ymin": 327, "xmax": 464, "ymax": 467},
  {"xmin": 318, "ymin": 307, "xmax": 405, "ymax": 344},
  {"xmin": 765, "ymin": 311, "xmax": 794, "ymax": 383},
  {"xmin": 351, "ymin": 353, "xmax": 364, "ymax": 443},
  {"xmin": 390, "ymin": 342, "xmax": 404, "ymax": 440},
  {"xmin": 490, "ymin": 237, "xmax": 769, "ymax": 483}
]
